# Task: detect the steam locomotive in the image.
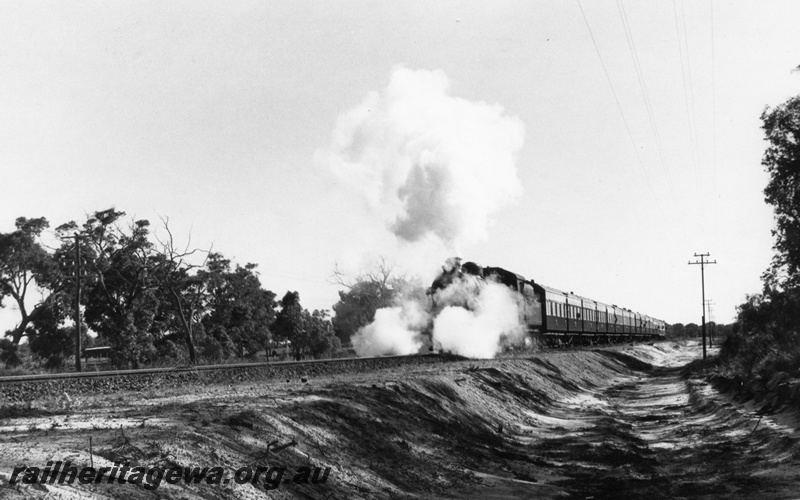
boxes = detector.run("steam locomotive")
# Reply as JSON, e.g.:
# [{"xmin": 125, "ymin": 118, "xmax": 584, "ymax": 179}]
[{"xmin": 428, "ymin": 258, "xmax": 666, "ymax": 346}]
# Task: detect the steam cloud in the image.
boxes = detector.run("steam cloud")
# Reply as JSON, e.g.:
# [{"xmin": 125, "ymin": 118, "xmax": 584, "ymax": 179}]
[
  {"xmin": 433, "ymin": 282, "xmax": 526, "ymax": 358},
  {"xmin": 323, "ymin": 66, "xmax": 527, "ymax": 358},
  {"xmin": 350, "ymin": 277, "xmax": 528, "ymax": 359},
  {"xmin": 350, "ymin": 301, "xmax": 427, "ymax": 357},
  {"xmin": 323, "ymin": 65, "xmax": 525, "ymax": 249}
]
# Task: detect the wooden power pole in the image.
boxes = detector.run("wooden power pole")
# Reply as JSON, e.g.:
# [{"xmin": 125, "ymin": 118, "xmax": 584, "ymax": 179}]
[
  {"xmin": 63, "ymin": 235, "xmax": 86, "ymax": 372},
  {"xmin": 705, "ymin": 300, "xmax": 715, "ymax": 347},
  {"xmin": 689, "ymin": 253, "xmax": 717, "ymax": 360}
]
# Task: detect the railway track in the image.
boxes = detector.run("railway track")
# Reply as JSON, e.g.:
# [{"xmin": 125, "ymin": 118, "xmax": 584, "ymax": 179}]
[
  {"xmin": 0, "ymin": 336, "xmax": 659, "ymax": 386},
  {"xmin": 0, "ymin": 353, "xmax": 467, "ymax": 403},
  {"xmin": 0, "ymin": 353, "xmax": 424, "ymax": 385},
  {"xmin": 0, "ymin": 338, "xmax": 666, "ymax": 405}
]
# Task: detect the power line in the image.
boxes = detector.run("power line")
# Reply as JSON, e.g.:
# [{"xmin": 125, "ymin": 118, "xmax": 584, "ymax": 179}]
[
  {"xmin": 576, "ymin": 0, "xmax": 664, "ymax": 218},
  {"xmin": 616, "ymin": 0, "xmax": 677, "ymax": 205},
  {"xmin": 710, "ymin": 0, "xmax": 718, "ymax": 198},
  {"xmin": 672, "ymin": 0, "xmax": 700, "ymax": 195},
  {"xmin": 680, "ymin": 0, "xmax": 701, "ymax": 168}
]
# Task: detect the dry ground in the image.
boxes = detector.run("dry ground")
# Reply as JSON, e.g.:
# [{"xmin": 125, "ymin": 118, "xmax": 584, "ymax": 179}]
[{"xmin": 1, "ymin": 341, "xmax": 798, "ymax": 499}]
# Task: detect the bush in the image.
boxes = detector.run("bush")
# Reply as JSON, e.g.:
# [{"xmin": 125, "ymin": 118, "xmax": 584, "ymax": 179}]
[
  {"xmin": 719, "ymin": 289, "xmax": 800, "ymax": 409},
  {"xmin": 0, "ymin": 338, "xmax": 21, "ymax": 368}
]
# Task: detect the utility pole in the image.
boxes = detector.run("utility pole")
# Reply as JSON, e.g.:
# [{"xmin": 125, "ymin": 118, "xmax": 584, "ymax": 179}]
[
  {"xmin": 705, "ymin": 300, "xmax": 715, "ymax": 347},
  {"xmin": 63, "ymin": 235, "xmax": 86, "ymax": 372},
  {"xmin": 75, "ymin": 235, "xmax": 82, "ymax": 372},
  {"xmin": 689, "ymin": 253, "xmax": 717, "ymax": 360}
]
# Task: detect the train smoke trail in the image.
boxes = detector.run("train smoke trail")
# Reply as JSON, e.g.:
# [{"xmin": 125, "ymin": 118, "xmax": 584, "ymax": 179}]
[
  {"xmin": 321, "ymin": 66, "xmax": 526, "ymax": 358},
  {"xmin": 322, "ymin": 65, "xmax": 525, "ymax": 250}
]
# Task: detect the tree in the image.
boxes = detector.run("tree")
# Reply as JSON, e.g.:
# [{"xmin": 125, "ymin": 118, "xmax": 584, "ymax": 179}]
[
  {"xmin": 330, "ymin": 258, "xmax": 419, "ymax": 344},
  {"xmin": 59, "ymin": 209, "xmax": 161, "ymax": 368},
  {"xmin": 201, "ymin": 253, "xmax": 276, "ymax": 359},
  {"xmin": 761, "ymin": 95, "xmax": 800, "ymax": 290},
  {"xmin": 154, "ymin": 218, "xmax": 213, "ymax": 364},
  {"xmin": 2, "ymin": 208, "xmax": 287, "ymax": 369},
  {"xmin": 735, "ymin": 290, "xmax": 800, "ymax": 348},
  {"xmin": 273, "ymin": 291, "xmax": 306, "ymax": 359},
  {"xmin": 667, "ymin": 323, "xmax": 685, "ymax": 339},
  {"xmin": 684, "ymin": 323, "xmax": 700, "ymax": 338},
  {"xmin": 0, "ymin": 217, "xmax": 62, "ymax": 345},
  {"xmin": 331, "ymin": 280, "xmax": 395, "ymax": 345},
  {"xmin": 715, "ymin": 322, "xmax": 733, "ymax": 339},
  {"xmin": 271, "ymin": 292, "xmax": 339, "ymax": 360},
  {"xmin": 27, "ymin": 298, "xmax": 86, "ymax": 369},
  {"xmin": 304, "ymin": 309, "xmax": 341, "ymax": 358},
  {"xmin": 721, "ymin": 84, "xmax": 800, "ymax": 383}
]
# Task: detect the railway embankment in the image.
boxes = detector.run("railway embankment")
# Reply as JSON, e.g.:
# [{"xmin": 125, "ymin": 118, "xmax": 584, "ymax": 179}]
[
  {"xmin": 0, "ymin": 354, "xmax": 462, "ymax": 404},
  {"xmin": 1, "ymin": 341, "xmax": 798, "ymax": 499}
]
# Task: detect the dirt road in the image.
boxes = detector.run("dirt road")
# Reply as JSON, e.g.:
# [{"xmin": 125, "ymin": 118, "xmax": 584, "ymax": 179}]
[{"xmin": 1, "ymin": 342, "xmax": 798, "ymax": 499}]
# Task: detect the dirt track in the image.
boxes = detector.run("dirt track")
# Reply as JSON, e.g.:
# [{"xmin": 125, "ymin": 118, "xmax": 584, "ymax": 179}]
[
  {"xmin": 1, "ymin": 342, "xmax": 798, "ymax": 499},
  {"xmin": 518, "ymin": 345, "xmax": 800, "ymax": 499}
]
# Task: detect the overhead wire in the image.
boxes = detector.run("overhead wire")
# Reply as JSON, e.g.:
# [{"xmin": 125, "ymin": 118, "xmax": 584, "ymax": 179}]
[
  {"xmin": 679, "ymin": 0, "xmax": 713, "ymax": 231},
  {"xmin": 616, "ymin": 0, "xmax": 678, "ymax": 208},
  {"xmin": 576, "ymin": 0, "xmax": 666, "ymax": 219},
  {"xmin": 680, "ymin": 0, "xmax": 701, "ymax": 168},
  {"xmin": 707, "ymin": 0, "xmax": 719, "ymax": 246},
  {"xmin": 680, "ymin": 0, "xmax": 711, "ymax": 227},
  {"xmin": 710, "ymin": 0, "xmax": 717, "ymax": 195},
  {"xmin": 671, "ymin": 0, "xmax": 701, "ymax": 196}
]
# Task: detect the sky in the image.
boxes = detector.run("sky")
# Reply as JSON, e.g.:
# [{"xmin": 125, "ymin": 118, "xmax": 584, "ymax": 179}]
[{"xmin": 2, "ymin": 0, "xmax": 799, "ymax": 333}]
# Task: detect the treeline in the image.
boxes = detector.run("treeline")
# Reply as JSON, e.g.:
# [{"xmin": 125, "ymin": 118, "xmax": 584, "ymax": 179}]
[
  {"xmin": 0, "ymin": 209, "xmax": 340, "ymax": 370},
  {"xmin": 666, "ymin": 322, "xmax": 732, "ymax": 341},
  {"xmin": 718, "ymin": 89, "xmax": 800, "ymax": 405}
]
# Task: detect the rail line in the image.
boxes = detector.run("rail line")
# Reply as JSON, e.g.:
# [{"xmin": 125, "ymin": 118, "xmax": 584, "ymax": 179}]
[
  {"xmin": 0, "ymin": 336, "xmax": 662, "ymax": 386},
  {"xmin": 0, "ymin": 353, "xmax": 431, "ymax": 385}
]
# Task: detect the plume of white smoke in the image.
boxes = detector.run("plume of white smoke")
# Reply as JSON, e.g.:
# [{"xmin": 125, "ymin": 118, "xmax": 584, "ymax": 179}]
[
  {"xmin": 320, "ymin": 65, "xmax": 527, "ymax": 358},
  {"xmin": 321, "ymin": 65, "xmax": 525, "ymax": 250},
  {"xmin": 432, "ymin": 281, "xmax": 526, "ymax": 358},
  {"xmin": 349, "ymin": 267, "xmax": 529, "ymax": 359},
  {"xmin": 351, "ymin": 299, "xmax": 429, "ymax": 357}
]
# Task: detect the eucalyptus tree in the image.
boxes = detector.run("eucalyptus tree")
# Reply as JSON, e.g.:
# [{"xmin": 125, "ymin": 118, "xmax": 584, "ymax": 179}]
[
  {"xmin": 0, "ymin": 217, "xmax": 62, "ymax": 346},
  {"xmin": 152, "ymin": 219, "xmax": 214, "ymax": 364},
  {"xmin": 304, "ymin": 308, "xmax": 340, "ymax": 359},
  {"xmin": 201, "ymin": 253, "xmax": 276, "ymax": 359},
  {"xmin": 761, "ymin": 93, "xmax": 800, "ymax": 291},
  {"xmin": 273, "ymin": 291, "xmax": 306, "ymax": 359},
  {"xmin": 57, "ymin": 209, "xmax": 161, "ymax": 368}
]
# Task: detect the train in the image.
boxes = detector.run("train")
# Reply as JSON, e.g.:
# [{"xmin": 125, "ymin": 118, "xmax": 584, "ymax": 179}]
[{"xmin": 428, "ymin": 257, "xmax": 666, "ymax": 346}]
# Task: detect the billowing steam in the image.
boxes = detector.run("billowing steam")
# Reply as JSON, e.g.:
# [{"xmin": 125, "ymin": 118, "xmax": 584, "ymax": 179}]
[
  {"xmin": 322, "ymin": 65, "xmax": 525, "ymax": 249},
  {"xmin": 350, "ymin": 300, "xmax": 427, "ymax": 357},
  {"xmin": 322, "ymin": 66, "xmax": 528, "ymax": 359},
  {"xmin": 350, "ymin": 264, "xmax": 529, "ymax": 359},
  {"xmin": 433, "ymin": 282, "xmax": 526, "ymax": 358}
]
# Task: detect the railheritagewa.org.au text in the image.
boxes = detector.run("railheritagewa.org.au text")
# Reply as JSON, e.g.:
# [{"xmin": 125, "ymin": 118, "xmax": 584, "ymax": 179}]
[{"xmin": 9, "ymin": 461, "xmax": 331, "ymax": 491}]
